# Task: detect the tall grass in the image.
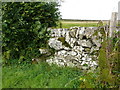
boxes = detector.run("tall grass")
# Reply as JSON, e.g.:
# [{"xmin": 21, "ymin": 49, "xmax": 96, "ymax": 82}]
[{"xmin": 2, "ymin": 62, "xmax": 82, "ymax": 88}]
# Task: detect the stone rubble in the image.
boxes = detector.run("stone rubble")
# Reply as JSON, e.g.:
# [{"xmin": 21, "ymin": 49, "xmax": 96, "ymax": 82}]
[{"xmin": 44, "ymin": 27, "xmax": 104, "ymax": 70}]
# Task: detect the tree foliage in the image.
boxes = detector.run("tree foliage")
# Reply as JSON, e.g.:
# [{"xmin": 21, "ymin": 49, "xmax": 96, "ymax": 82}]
[{"xmin": 2, "ymin": 2, "xmax": 60, "ymax": 64}]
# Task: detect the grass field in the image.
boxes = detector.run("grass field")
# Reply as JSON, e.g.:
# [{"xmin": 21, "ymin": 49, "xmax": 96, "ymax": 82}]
[
  {"xmin": 2, "ymin": 62, "xmax": 83, "ymax": 88},
  {"xmin": 56, "ymin": 20, "xmax": 107, "ymax": 28}
]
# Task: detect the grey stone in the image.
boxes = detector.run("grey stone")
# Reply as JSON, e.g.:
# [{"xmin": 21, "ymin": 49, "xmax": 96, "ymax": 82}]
[
  {"xmin": 81, "ymin": 40, "xmax": 92, "ymax": 48},
  {"xmin": 76, "ymin": 29, "xmax": 80, "ymax": 38},
  {"xmin": 79, "ymin": 27, "xmax": 85, "ymax": 34},
  {"xmin": 78, "ymin": 34, "xmax": 83, "ymax": 39},
  {"xmin": 69, "ymin": 51, "xmax": 77, "ymax": 56},
  {"xmin": 39, "ymin": 48, "xmax": 49, "ymax": 54},
  {"xmin": 82, "ymin": 66, "xmax": 89, "ymax": 70},
  {"xmin": 46, "ymin": 58, "xmax": 53, "ymax": 65},
  {"xmin": 48, "ymin": 38, "xmax": 63, "ymax": 50},
  {"xmin": 63, "ymin": 46, "xmax": 71, "ymax": 50},
  {"xmin": 82, "ymin": 57, "xmax": 86, "ymax": 61},
  {"xmin": 90, "ymin": 61, "xmax": 98, "ymax": 67},
  {"xmin": 65, "ymin": 31, "xmax": 70, "ymax": 43},
  {"xmin": 86, "ymin": 57, "xmax": 92, "ymax": 61},
  {"xmin": 61, "ymin": 29, "xmax": 66, "ymax": 37},
  {"xmin": 81, "ymin": 61, "xmax": 89, "ymax": 66},
  {"xmin": 67, "ymin": 62, "xmax": 75, "ymax": 67},
  {"xmin": 46, "ymin": 26, "xmax": 105, "ymax": 70},
  {"xmin": 58, "ymin": 62, "xmax": 65, "ymax": 66},
  {"xmin": 69, "ymin": 30, "xmax": 76, "ymax": 38},
  {"xmin": 76, "ymin": 53, "xmax": 82, "ymax": 59},
  {"xmin": 57, "ymin": 50, "xmax": 67, "ymax": 56}
]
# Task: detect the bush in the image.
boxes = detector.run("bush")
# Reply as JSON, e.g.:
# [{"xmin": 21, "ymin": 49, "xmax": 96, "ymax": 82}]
[{"xmin": 2, "ymin": 2, "xmax": 60, "ymax": 64}]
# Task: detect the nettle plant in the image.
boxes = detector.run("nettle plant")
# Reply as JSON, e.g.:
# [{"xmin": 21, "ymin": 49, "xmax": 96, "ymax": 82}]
[{"xmin": 2, "ymin": 2, "xmax": 60, "ymax": 64}]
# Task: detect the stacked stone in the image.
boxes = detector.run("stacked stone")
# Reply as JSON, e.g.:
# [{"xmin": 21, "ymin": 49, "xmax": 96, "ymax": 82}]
[{"xmin": 45, "ymin": 27, "xmax": 103, "ymax": 70}]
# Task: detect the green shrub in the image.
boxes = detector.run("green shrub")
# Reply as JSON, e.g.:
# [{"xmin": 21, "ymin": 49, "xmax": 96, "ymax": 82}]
[{"xmin": 2, "ymin": 2, "xmax": 60, "ymax": 64}]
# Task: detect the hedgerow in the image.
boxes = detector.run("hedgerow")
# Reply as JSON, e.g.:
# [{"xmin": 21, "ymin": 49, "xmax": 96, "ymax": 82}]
[{"xmin": 2, "ymin": 2, "xmax": 60, "ymax": 64}]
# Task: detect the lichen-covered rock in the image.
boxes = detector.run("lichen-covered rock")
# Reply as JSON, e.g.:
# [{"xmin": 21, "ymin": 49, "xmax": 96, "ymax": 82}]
[
  {"xmin": 45, "ymin": 27, "xmax": 104, "ymax": 70},
  {"xmin": 57, "ymin": 50, "xmax": 67, "ymax": 56},
  {"xmin": 81, "ymin": 40, "xmax": 92, "ymax": 48},
  {"xmin": 69, "ymin": 51, "xmax": 77, "ymax": 56},
  {"xmin": 48, "ymin": 38, "xmax": 63, "ymax": 50}
]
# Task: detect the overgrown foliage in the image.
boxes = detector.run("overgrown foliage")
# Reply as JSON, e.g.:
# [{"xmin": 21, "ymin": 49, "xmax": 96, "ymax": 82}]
[
  {"xmin": 2, "ymin": 2, "xmax": 60, "ymax": 64},
  {"xmin": 98, "ymin": 27, "xmax": 120, "ymax": 88},
  {"xmin": 79, "ymin": 22, "xmax": 120, "ymax": 88}
]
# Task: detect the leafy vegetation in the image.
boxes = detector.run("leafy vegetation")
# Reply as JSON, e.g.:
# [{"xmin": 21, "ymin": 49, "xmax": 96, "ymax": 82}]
[
  {"xmin": 2, "ymin": 2, "xmax": 60, "ymax": 64},
  {"xmin": 97, "ymin": 31, "xmax": 120, "ymax": 88}
]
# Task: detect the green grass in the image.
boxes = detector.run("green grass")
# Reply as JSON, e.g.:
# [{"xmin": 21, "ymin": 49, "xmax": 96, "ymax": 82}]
[
  {"xmin": 2, "ymin": 62, "xmax": 83, "ymax": 88},
  {"xmin": 56, "ymin": 20, "xmax": 107, "ymax": 28},
  {"xmin": 60, "ymin": 23, "xmax": 98, "ymax": 28},
  {"xmin": 2, "ymin": 61, "xmax": 119, "ymax": 88}
]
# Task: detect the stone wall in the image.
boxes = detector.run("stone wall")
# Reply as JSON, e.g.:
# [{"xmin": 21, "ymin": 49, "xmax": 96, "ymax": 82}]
[{"xmin": 40, "ymin": 27, "xmax": 104, "ymax": 70}]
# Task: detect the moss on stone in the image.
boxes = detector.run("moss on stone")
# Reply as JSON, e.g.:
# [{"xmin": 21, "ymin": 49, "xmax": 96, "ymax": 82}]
[
  {"xmin": 58, "ymin": 37, "xmax": 72, "ymax": 48},
  {"xmin": 58, "ymin": 37, "xmax": 65, "ymax": 43}
]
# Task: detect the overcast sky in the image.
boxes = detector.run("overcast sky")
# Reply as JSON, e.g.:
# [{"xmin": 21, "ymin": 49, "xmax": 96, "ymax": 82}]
[{"xmin": 59, "ymin": 0, "xmax": 120, "ymax": 20}]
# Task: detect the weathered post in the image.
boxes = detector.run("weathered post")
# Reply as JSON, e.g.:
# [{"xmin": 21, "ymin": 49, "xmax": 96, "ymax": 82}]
[
  {"xmin": 118, "ymin": 1, "xmax": 120, "ymax": 41},
  {"xmin": 109, "ymin": 12, "xmax": 117, "ymax": 38},
  {"xmin": 118, "ymin": 1, "xmax": 120, "ymax": 27}
]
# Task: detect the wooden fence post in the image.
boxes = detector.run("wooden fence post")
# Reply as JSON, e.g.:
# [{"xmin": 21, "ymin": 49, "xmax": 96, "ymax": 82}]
[{"xmin": 109, "ymin": 12, "xmax": 117, "ymax": 38}]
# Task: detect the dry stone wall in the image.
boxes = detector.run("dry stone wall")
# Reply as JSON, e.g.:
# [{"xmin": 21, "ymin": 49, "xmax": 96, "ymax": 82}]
[{"xmin": 40, "ymin": 27, "xmax": 104, "ymax": 70}]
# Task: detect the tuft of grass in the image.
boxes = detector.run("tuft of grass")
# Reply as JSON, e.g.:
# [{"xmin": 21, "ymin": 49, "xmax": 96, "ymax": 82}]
[{"xmin": 2, "ymin": 62, "xmax": 82, "ymax": 88}]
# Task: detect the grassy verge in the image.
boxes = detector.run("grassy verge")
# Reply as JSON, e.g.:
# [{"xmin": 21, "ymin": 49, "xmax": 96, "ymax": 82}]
[
  {"xmin": 2, "ymin": 62, "xmax": 82, "ymax": 88},
  {"xmin": 2, "ymin": 62, "xmax": 119, "ymax": 88},
  {"xmin": 56, "ymin": 20, "xmax": 107, "ymax": 28}
]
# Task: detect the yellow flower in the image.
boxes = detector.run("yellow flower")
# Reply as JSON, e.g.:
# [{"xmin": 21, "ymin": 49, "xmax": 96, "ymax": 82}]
[
  {"xmin": 80, "ymin": 78, "xmax": 85, "ymax": 81},
  {"xmin": 80, "ymin": 78, "xmax": 83, "ymax": 80}
]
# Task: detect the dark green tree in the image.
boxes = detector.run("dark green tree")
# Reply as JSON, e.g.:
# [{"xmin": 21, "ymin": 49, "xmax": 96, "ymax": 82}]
[{"xmin": 2, "ymin": 2, "xmax": 60, "ymax": 64}]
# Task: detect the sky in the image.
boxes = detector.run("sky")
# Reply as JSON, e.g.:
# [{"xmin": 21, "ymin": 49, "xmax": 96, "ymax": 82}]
[{"xmin": 59, "ymin": 0, "xmax": 120, "ymax": 20}]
